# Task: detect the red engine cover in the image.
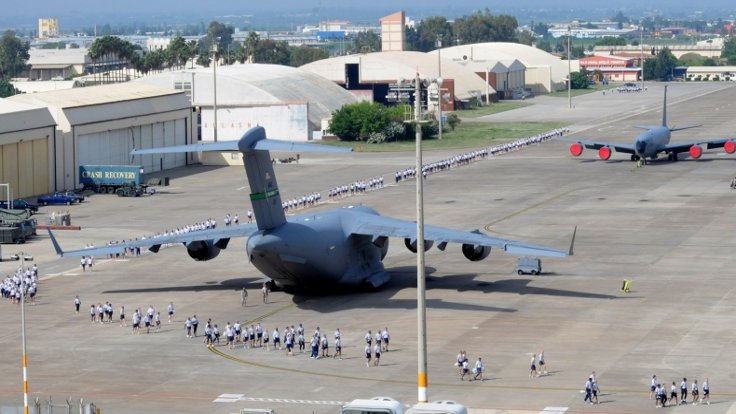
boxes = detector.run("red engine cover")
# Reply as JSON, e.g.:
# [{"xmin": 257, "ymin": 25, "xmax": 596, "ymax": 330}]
[
  {"xmin": 689, "ymin": 145, "xmax": 702, "ymax": 159},
  {"xmin": 724, "ymin": 140, "xmax": 736, "ymax": 154},
  {"xmin": 569, "ymin": 143, "xmax": 583, "ymax": 157},
  {"xmin": 598, "ymin": 146, "xmax": 612, "ymax": 160}
]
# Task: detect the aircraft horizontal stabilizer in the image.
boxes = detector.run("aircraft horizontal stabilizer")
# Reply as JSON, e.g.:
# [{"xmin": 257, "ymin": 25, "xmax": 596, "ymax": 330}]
[
  {"xmin": 131, "ymin": 126, "xmax": 351, "ymax": 156},
  {"xmin": 670, "ymin": 124, "xmax": 702, "ymax": 132}
]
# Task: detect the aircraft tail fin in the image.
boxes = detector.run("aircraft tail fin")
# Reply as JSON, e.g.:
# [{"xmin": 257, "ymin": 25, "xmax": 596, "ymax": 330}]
[
  {"xmin": 131, "ymin": 126, "xmax": 351, "ymax": 231},
  {"xmin": 661, "ymin": 85, "xmax": 668, "ymax": 127}
]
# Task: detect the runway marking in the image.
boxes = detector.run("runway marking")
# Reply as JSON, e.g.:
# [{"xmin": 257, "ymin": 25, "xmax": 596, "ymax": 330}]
[
  {"xmin": 484, "ymin": 189, "xmax": 578, "ymax": 230},
  {"xmin": 539, "ymin": 407, "xmax": 567, "ymax": 414},
  {"xmin": 214, "ymin": 394, "xmax": 345, "ymax": 405}
]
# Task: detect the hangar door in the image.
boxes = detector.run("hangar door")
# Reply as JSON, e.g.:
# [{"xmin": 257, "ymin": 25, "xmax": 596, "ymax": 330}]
[
  {"xmin": 77, "ymin": 119, "xmax": 186, "ymax": 173},
  {"xmin": 0, "ymin": 139, "xmax": 49, "ymax": 198}
]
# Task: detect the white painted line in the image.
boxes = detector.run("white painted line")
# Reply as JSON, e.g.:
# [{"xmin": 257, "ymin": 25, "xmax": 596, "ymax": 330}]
[
  {"xmin": 214, "ymin": 394, "xmax": 345, "ymax": 405},
  {"xmin": 539, "ymin": 407, "xmax": 568, "ymax": 414}
]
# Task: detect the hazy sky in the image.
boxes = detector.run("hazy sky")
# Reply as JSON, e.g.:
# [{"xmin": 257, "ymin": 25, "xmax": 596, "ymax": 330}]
[{"xmin": 3, "ymin": 0, "xmax": 734, "ymax": 30}]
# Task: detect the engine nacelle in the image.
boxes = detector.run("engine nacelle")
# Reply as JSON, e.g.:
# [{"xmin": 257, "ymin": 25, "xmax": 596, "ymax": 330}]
[
  {"xmin": 404, "ymin": 238, "xmax": 433, "ymax": 253},
  {"xmin": 689, "ymin": 145, "xmax": 702, "ymax": 159},
  {"xmin": 461, "ymin": 244, "xmax": 491, "ymax": 261},
  {"xmin": 186, "ymin": 240, "xmax": 221, "ymax": 261},
  {"xmin": 373, "ymin": 236, "xmax": 390, "ymax": 260},
  {"xmin": 724, "ymin": 140, "xmax": 736, "ymax": 154},
  {"xmin": 569, "ymin": 143, "xmax": 583, "ymax": 157},
  {"xmin": 598, "ymin": 146, "xmax": 612, "ymax": 160}
]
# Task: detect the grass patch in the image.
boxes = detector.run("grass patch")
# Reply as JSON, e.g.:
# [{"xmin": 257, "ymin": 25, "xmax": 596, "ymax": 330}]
[
  {"xmin": 315, "ymin": 121, "xmax": 568, "ymax": 152},
  {"xmin": 548, "ymin": 84, "xmax": 616, "ymax": 98},
  {"xmin": 455, "ymin": 101, "xmax": 532, "ymax": 118}
]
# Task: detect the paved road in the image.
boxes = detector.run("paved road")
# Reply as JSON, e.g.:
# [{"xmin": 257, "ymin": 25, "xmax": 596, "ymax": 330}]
[{"xmin": 1, "ymin": 82, "xmax": 735, "ymax": 414}]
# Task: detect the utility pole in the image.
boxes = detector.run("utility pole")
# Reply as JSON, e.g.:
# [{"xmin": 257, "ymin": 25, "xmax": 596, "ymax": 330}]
[
  {"xmin": 640, "ymin": 24, "xmax": 645, "ymax": 90},
  {"xmin": 19, "ymin": 252, "xmax": 29, "ymax": 414},
  {"xmin": 567, "ymin": 26, "xmax": 572, "ymax": 109},
  {"xmin": 212, "ymin": 38, "xmax": 219, "ymax": 142},
  {"xmin": 436, "ymin": 35, "xmax": 443, "ymax": 140},
  {"xmin": 413, "ymin": 73, "xmax": 428, "ymax": 403}
]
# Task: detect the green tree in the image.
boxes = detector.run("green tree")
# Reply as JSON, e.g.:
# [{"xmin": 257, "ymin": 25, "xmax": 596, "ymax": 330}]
[
  {"xmin": 531, "ymin": 21, "xmax": 549, "ymax": 37},
  {"xmin": 0, "ymin": 31, "xmax": 30, "ymax": 78},
  {"xmin": 453, "ymin": 9, "xmax": 518, "ymax": 44},
  {"xmin": 445, "ymin": 112, "xmax": 461, "ymax": 131},
  {"xmin": 253, "ymin": 39, "xmax": 290, "ymax": 65},
  {"xmin": 327, "ymin": 102, "xmax": 415, "ymax": 142},
  {"xmin": 415, "ymin": 16, "xmax": 453, "ymax": 52},
  {"xmin": 349, "ymin": 31, "xmax": 380, "ymax": 53},
  {"xmin": 612, "ymin": 10, "xmax": 628, "ymax": 30},
  {"xmin": 644, "ymin": 47, "xmax": 677, "ymax": 80},
  {"xmin": 289, "ymin": 45, "xmax": 328, "ymax": 67},
  {"xmin": 721, "ymin": 37, "xmax": 736, "ymax": 65},
  {"xmin": 569, "ymin": 71, "xmax": 589, "ymax": 89},
  {"xmin": 0, "ymin": 77, "xmax": 20, "ymax": 97},
  {"xmin": 595, "ymin": 36, "xmax": 627, "ymax": 46},
  {"xmin": 404, "ymin": 26, "xmax": 419, "ymax": 51},
  {"xmin": 517, "ymin": 30, "xmax": 536, "ymax": 46}
]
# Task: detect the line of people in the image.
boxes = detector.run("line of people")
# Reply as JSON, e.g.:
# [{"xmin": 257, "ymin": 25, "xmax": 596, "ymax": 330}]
[
  {"xmin": 327, "ymin": 176, "xmax": 385, "ymax": 201},
  {"xmin": 488, "ymin": 128, "xmax": 568, "ymax": 155},
  {"xmin": 282, "ymin": 192, "xmax": 321, "ymax": 212},
  {"xmin": 651, "ymin": 375, "xmax": 710, "ymax": 407}
]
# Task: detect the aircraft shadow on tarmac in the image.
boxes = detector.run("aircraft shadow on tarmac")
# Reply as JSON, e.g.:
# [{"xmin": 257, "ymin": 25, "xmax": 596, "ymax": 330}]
[
  {"xmin": 291, "ymin": 266, "xmax": 626, "ymax": 313},
  {"xmin": 102, "ymin": 277, "xmax": 264, "ymax": 294}
]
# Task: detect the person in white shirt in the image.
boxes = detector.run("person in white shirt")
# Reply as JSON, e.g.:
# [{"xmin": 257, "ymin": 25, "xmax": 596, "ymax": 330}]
[
  {"xmin": 373, "ymin": 343, "xmax": 381, "ymax": 366},
  {"xmin": 472, "ymin": 357, "xmax": 484, "ymax": 381},
  {"xmin": 702, "ymin": 378, "xmax": 710, "ymax": 405},
  {"xmin": 460, "ymin": 359, "xmax": 470, "ymax": 381},
  {"xmin": 680, "ymin": 378, "xmax": 688, "ymax": 404},
  {"xmin": 381, "ymin": 328, "xmax": 390, "ymax": 352},
  {"xmin": 650, "ymin": 375, "xmax": 658, "ymax": 399},
  {"xmin": 365, "ymin": 344, "xmax": 372, "ymax": 367},
  {"xmin": 529, "ymin": 354, "xmax": 538, "ymax": 378},
  {"xmin": 167, "ymin": 302, "xmax": 175, "ymax": 323},
  {"xmin": 691, "ymin": 379, "xmax": 699, "ymax": 404}
]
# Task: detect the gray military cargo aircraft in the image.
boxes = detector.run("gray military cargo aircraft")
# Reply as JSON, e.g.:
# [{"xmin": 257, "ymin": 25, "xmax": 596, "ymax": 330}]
[
  {"xmin": 49, "ymin": 127, "xmax": 574, "ymax": 290},
  {"xmin": 559, "ymin": 85, "xmax": 735, "ymax": 164}
]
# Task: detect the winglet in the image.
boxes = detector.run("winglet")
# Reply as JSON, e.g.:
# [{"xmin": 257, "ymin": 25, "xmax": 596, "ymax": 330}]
[
  {"xmin": 47, "ymin": 229, "xmax": 65, "ymax": 257},
  {"xmin": 568, "ymin": 226, "xmax": 577, "ymax": 256}
]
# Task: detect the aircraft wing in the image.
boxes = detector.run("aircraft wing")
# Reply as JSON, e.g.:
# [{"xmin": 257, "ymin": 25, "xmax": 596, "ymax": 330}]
[
  {"xmin": 662, "ymin": 137, "xmax": 736, "ymax": 154},
  {"xmin": 555, "ymin": 137, "xmax": 636, "ymax": 154},
  {"xmin": 348, "ymin": 212, "xmax": 572, "ymax": 257},
  {"xmin": 48, "ymin": 224, "xmax": 259, "ymax": 258}
]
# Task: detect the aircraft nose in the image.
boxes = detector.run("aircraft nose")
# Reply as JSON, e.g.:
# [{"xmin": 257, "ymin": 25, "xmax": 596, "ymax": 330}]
[{"xmin": 636, "ymin": 140, "xmax": 647, "ymax": 155}]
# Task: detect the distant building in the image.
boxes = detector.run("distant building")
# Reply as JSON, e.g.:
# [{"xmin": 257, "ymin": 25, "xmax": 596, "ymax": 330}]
[
  {"xmin": 380, "ymin": 11, "xmax": 405, "ymax": 52},
  {"xmin": 579, "ymin": 55, "xmax": 640, "ymax": 82},
  {"xmin": 26, "ymin": 48, "xmax": 92, "ymax": 81},
  {"xmin": 38, "ymin": 18, "xmax": 59, "ymax": 40}
]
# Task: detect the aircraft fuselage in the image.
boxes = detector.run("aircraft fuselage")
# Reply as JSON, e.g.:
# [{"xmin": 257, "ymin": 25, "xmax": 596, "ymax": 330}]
[
  {"xmin": 634, "ymin": 126, "xmax": 671, "ymax": 159},
  {"xmin": 246, "ymin": 206, "xmax": 390, "ymax": 289}
]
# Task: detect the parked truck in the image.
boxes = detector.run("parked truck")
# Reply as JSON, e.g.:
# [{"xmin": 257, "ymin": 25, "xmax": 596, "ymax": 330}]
[
  {"xmin": 0, "ymin": 209, "xmax": 37, "ymax": 244},
  {"xmin": 79, "ymin": 165, "xmax": 144, "ymax": 194}
]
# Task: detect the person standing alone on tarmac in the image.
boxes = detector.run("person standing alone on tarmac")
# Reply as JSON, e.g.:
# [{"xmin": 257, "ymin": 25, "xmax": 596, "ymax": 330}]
[
  {"xmin": 241, "ymin": 288, "xmax": 248, "ymax": 307},
  {"xmin": 74, "ymin": 295, "xmax": 80, "ymax": 313}
]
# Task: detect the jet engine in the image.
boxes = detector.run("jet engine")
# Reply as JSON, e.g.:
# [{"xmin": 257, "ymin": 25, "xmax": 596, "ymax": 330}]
[
  {"xmin": 724, "ymin": 140, "xmax": 736, "ymax": 154},
  {"xmin": 598, "ymin": 146, "xmax": 612, "ymax": 160},
  {"xmin": 373, "ymin": 236, "xmax": 390, "ymax": 260},
  {"xmin": 689, "ymin": 145, "xmax": 702, "ymax": 159},
  {"xmin": 186, "ymin": 239, "xmax": 222, "ymax": 261},
  {"xmin": 461, "ymin": 244, "xmax": 491, "ymax": 261},
  {"xmin": 404, "ymin": 238, "xmax": 433, "ymax": 253},
  {"xmin": 569, "ymin": 143, "xmax": 583, "ymax": 157}
]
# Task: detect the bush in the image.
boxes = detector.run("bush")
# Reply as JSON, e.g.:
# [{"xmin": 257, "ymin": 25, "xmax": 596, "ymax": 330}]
[{"xmin": 445, "ymin": 113, "xmax": 461, "ymax": 131}]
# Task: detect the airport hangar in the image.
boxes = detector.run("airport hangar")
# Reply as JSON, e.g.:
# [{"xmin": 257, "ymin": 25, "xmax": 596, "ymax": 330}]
[
  {"xmin": 2, "ymin": 64, "xmax": 360, "ymax": 195},
  {"xmin": 299, "ymin": 50, "xmax": 495, "ymax": 108},
  {"xmin": 429, "ymin": 42, "xmax": 581, "ymax": 95},
  {"xmin": 133, "ymin": 63, "xmax": 361, "ymax": 165}
]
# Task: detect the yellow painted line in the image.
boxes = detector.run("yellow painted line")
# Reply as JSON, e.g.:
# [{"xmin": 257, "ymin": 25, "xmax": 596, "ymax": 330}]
[{"xmin": 484, "ymin": 189, "xmax": 578, "ymax": 232}]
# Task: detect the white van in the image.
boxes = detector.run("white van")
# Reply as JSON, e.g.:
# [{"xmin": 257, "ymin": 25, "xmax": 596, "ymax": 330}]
[
  {"xmin": 339, "ymin": 396, "xmax": 404, "ymax": 414},
  {"xmin": 406, "ymin": 400, "xmax": 467, "ymax": 414}
]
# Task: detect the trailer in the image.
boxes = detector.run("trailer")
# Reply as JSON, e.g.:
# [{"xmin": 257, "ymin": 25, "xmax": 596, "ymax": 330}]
[{"xmin": 79, "ymin": 165, "xmax": 144, "ymax": 194}]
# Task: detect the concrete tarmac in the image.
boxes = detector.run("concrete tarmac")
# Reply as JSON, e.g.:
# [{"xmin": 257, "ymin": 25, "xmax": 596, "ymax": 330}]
[{"xmin": 1, "ymin": 82, "xmax": 735, "ymax": 413}]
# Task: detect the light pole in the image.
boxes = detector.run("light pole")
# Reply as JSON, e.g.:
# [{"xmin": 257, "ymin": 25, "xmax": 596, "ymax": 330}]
[
  {"xmin": 567, "ymin": 26, "xmax": 572, "ymax": 109},
  {"xmin": 413, "ymin": 73, "xmax": 428, "ymax": 403},
  {"xmin": 17, "ymin": 252, "xmax": 30, "ymax": 414},
  {"xmin": 436, "ymin": 35, "xmax": 443, "ymax": 140},
  {"xmin": 640, "ymin": 24, "xmax": 645, "ymax": 90},
  {"xmin": 211, "ymin": 38, "xmax": 219, "ymax": 142}
]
